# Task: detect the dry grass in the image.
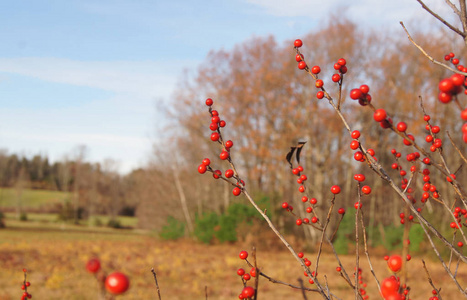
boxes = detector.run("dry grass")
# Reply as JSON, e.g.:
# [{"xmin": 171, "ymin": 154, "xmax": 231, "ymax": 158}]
[{"xmin": 0, "ymin": 219, "xmax": 466, "ymax": 299}]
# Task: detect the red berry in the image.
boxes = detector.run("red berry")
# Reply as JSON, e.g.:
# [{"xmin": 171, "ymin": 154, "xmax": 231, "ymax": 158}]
[
  {"xmin": 316, "ymin": 91, "xmax": 324, "ymax": 99},
  {"xmin": 311, "ymin": 216, "xmax": 318, "ymax": 223},
  {"xmin": 311, "ymin": 66, "xmax": 321, "ymax": 74},
  {"xmin": 338, "ymin": 208, "xmax": 345, "ymax": 214},
  {"xmin": 239, "ymin": 251, "xmax": 248, "ymax": 259},
  {"xmin": 361, "ymin": 185, "xmax": 371, "ymax": 195},
  {"xmin": 225, "ymin": 140, "xmax": 234, "ymax": 148},
  {"xmin": 350, "ymin": 140, "xmax": 360, "ymax": 150},
  {"xmin": 241, "ymin": 286, "xmax": 255, "ymax": 298},
  {"xmin": 295, "ymin": 54, "xmax": 303, "ymax": 62},
  {"xmin": 461, "ymin": 109, "xmax": 467, "ymax": 121},
  {"xmin": 296, "ymin": 219, "xmax": 303, "ymax": 226},
  {"xmin": 243, "ymin": 273, "xmax": 251, "ymax": 281},
  {"xmin": 351, "ymin": 130, "xmax": 360, "ymax": 139},
  {"xmin": 315, "ymin": 79, "xmax": 324, "ymax": 88},
  {"xmin": 294, "ymin": 39, "xmax": 303, "ymax": 48},
  {"xmin": 86, "ymin": 258, "xmax": 101, "ymax": 273},
  {"xmin": 281, "ymin": 202, "xmax": 289, "ymax": 209},
  {"xmin": 220, "ymin": 151, "xmax": 229, "ymax": 160},
  {"xmin": 225, "ymin": 169, "xmax": 234, "ymax": 178},
  {"xmin": 330, "ymin": 185, "xmax": 341, "ymax": 194},
  {"xmin": 298, "ymin": 61, "xmax": 307, "ymax": 70},
  {"xmin": 213, "ymin": 170, "xmax": 222, "ymax": 179},
  {"xmin": 198, "ymin": 164, "xmax": 207, "ymax": 174},
  {"xmin": 360, "ymin": 84, "xmax": 370, "ymax": 94},
  {"xmin": 332, "ymin": 74, "xmax": 341, "ymax": 82},
  {"xmin": 387, "ymin": 255, "xmax": 403, "ymax": 273},
  {"xmin": 237, "ymin": 268, "xmax": 245, "ymax": 276},
  {"xmin": 211, "ymin": 132, "xmax": 220, "ymax": 141},
  {"xmin": 396, "ymin": 122, "xmax": 407, "ymax": 132},
  {"xmin": 439, "ymin": 78, "xmax": 454, "ymax": 93},
  {"xmin": 232, "ymin": 187, "xmax": 241, "ymax": 196},
  {"xmin": 459, "ymin": 242, "xmax": 464, "ymax": 247},
  {"xmin": 205, "ymin": 98, "xmax": 213, "ymax": 106},
  {"xmin": 105, "ymin": 272, "xmax": 130, "ymax": 295},
  {"xmin": 337, "ymin": 58, "xmax": 346, "ymax": 66},
  {"xmin": 438, "ymin": 91, "xmax": 452, "ymax": 103},
  {"xmin": 373, "ymin": 109, "xmax": 387, "ymax": 122},
  {"xmin": 350, "ymin": 88, "xmax": 363, "ymax": 100}
]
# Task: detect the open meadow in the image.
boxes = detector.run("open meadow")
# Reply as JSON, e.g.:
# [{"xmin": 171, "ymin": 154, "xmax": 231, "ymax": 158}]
[{"xmin": 1, "ymin": 215, "xmax": 466, "ymax": 300}]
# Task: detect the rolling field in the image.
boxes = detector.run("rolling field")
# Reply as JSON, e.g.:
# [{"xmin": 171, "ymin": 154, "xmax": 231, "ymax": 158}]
[
  {"xmin": 0, "ymin": 217, "xmax": 466, "ymax": 299},
  {"xmin": 0, "ymin": 188, "xmax": 71, "ymax": 209}
]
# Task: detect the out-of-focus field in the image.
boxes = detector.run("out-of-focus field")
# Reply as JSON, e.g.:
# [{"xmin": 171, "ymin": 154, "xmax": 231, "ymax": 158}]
[{"xmin": 0, "ymin": 217, "xmax": 466, "ymax": 300}]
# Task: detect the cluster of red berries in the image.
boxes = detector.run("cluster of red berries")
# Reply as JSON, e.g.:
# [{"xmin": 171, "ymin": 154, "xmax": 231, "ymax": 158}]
[
  {"xmin": 350, "ymin": 84, "xmax": 372, "ymax": 106},
  {"xmin": 349, "ymin": 130, "xmax": 377, "ymax": 164},
  {"xmin": 85, "ymin": 258, "xmax": 130, "ymax": 295},
  {"xmin": 281, "ymin": 165, "xmax": 325, "ymax": 226},
  {"xmin": 439, "ymin": 52, "xmax": 467, "ymax": 103},
  {"xmin": 380, "ymin": 255, "xmax": 413, "ymax": 299},
  {"xmin": 237, "ymin": 251, "xmax": 256, "ymax": 299},
  {"xmin": 440, "ymin": 52, "xmax": 467, "ymax": 143},
  {"xmin": 296, "ymin": 251, "xmax": 317, "ymax": 284},
  {"xmin": 198, "ymin": 98, "xmax": 244, "ymax": 196},
  {"xmin": 20, "ymin": 268, "xmax": 32, "ymax": 300},
  {"xmin": 354, "ymin": 268, "xmax": 369, "ymax": 299},
  {"xmin": 449, "ymin": 206, "xmax": 467, "ymax": 240}
]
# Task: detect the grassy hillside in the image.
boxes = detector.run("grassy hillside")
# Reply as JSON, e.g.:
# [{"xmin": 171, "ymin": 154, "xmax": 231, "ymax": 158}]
[{"xmin": 0, "ymin": 188, "xmax": 70, "ymax": 209}]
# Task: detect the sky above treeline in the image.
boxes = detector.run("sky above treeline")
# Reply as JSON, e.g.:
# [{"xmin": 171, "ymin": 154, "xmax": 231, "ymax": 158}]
[{"xmin": 0, "ymin": 0, "xmax": 455, "ymax": 173}]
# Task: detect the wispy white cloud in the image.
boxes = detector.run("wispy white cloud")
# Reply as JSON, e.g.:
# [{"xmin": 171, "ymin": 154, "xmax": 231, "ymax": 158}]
[
  {"xmin": 0, "ymin": 57, "xmax": 196, "ymax": 99},
  {"xmin": 244, "ymin": 0, "xmax": 458, "ymax": 27}
]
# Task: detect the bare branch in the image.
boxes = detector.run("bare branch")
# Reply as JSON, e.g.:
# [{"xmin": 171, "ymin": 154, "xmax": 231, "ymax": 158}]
[
  {"xmin": 416, "ymin": 0, "xmax": 466, "ymax": 37},
  {"xmin": 400, "ymin": 22, "xmax": 467, "ymax": 76}
]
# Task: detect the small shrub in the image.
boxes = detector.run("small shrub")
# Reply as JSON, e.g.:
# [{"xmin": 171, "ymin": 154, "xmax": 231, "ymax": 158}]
[
  {"xmin": 194, "ymin": 212, "xmax": 219, "ymax": 244},
  {"xmin": 107, "ymin": 218, "xmax": 122, "ymax": 229},
  {"xmin": 160, "ymin": 216, "xmax": 185, "ymax": 240},
  {"xmin": 19, "ymin": 212, "xmax": 28, "ymax": 221}
]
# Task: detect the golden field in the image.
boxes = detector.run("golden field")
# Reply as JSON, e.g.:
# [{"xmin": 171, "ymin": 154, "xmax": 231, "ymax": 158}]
[{"xmin": 0, "ymin": 217, "xmax": 466, "ymax": 299}]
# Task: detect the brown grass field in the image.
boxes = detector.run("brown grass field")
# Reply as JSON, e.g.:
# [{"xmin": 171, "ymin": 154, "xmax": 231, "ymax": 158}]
[{"xmin": 0, "ymin": 217, "xmax": 466, "ymax": 299}]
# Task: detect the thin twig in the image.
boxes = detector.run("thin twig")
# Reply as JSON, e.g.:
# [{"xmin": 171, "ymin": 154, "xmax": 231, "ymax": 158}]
[
  {"xmin": 447, "ymin": 131, "xmax": 467, "ymax": 164},
  {"xmin": 298, "ymin": 278, "xmax": 308, "ymax": 300},
  {"xmin": 151, "ymin": 268, "xmax": 162, "ymax": 300},
  {"xmin": 359, "ymin": 210, "xmax": 381, "ymax": 291},
  {"xmin": 422, "ymin": 260, "xmax": 443, "ymax": 300},
  {"xmin": 400, "ymin": 22, "xmax": 467, "ymax": 75}
]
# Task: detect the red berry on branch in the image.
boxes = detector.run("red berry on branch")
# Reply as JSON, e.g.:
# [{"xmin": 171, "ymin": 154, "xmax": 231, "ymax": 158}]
[
  {"xmin": 330, "ymin": 185, "xmax": 341, "ymax": 194},
  {"xmin": 220, "ymin": 151, "xmax": 229, "ymax": 160},
  {"xmin": 439, "ymin": 78, "xmax": 454, "ymax": 93},
  {"xmin": 225, "ymin": 169, "xmax": 234, "ymax": 178},
  {"xmin": 294, "ymin": 39, "xmax": 303, "ymax": 48},
  {"xmin": 211, "ymin": 132, "xmax": 220, "ymax": 141},
  {"xmin": 360, "ymin": 84, "xmax": 370, "ymax": 94},
  {"xmin": 337, "ymin": 58, "xmax": 346, "ymax": 66},
  {"xmin": 316, "ymin": 91, "xmax": 324, "ymax": 99},
  {"xmin": 225, "ymin": 140, "xmax": 234, "ymax": 148},
  {"xmin": 198, "ymin": 164, "xmax": 207, "ymax": 174},
  {"xmin": 311, "ymin": 66, "xmax": 321, "ymax": 74},
  {"xmin": 295, "ymin": 54, "xmax": 303, "ymax": 62},
  {"xmin": 396, "ymin": 122, "xmax": 407, "ymax": 132},
  {"xmin": 351, "ymin": 130, "xmax": 361, "ymax": 139},
  {"xmin": 361, "ymin": 185, "xmax": 371, "ymax": 195},
  {"xmin": 239, "ymin": 251, "xmax": 248, "ymax": 259},
  {"xmin": 315, "ymin": 79, "xmax": 324, "ymax": 88},
  {"xmin": 332, "ymin": 74, "xmax": 341, "ymax": 82},
  {"xmin": 387, "ymin": 255, "xmax": 403, "ymax": 273},
  {"xmin": 233, "ymin": 187, "xmax": 241, "ymax": 196},
  {"xmin": 338, "ymin": 208, "xmax": 345, "ymax": 214},
  {"xmin": 438, "ymin": 91, "xmax": 452, "ymax": 103},
  {"xmin": 205, "ymin": 98, "xmax": 213, "ymax": 106},
  {"xmin": 373, "ymin": 109, "xmax": 387, "ymax": 122},
  {"xmin": 298, "ymin": 61, "xmax": 307, "ymax": 70},
  {"xmin": 350, "ymin": 89, "xmax": 363, "ymax": 100}
]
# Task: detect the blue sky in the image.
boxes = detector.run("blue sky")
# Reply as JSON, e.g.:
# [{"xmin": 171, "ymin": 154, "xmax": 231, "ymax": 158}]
[{"xmin": 0, "ymin": 0, "xmax": 453, "ymax": 173}]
